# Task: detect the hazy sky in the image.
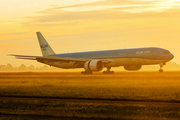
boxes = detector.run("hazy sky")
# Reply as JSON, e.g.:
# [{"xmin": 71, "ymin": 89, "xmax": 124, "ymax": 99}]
[{"xmin": 1, "ymin": 0, "xmax": 180, "ymax": 67}]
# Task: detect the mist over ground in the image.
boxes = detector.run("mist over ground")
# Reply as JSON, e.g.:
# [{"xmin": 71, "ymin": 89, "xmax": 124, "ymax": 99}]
[{"xmin": 0, "ymin": 61, "xmax": 179, "ymax": 72}]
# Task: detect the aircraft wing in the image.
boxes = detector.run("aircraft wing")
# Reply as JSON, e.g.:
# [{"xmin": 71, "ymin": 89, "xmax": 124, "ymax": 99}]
[
  {"xmin": 8, "ymin": 54, "xmax": 111, "ymax": 63},
  {"xmin": 8, "ymin": 54, "xmax": 87, "ymax": 62}
]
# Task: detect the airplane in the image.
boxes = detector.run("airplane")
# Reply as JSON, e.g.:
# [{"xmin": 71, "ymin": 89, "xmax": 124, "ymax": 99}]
[{"xmin": 9, "ymin": 32, "xmax": 174, "ymax": 74}]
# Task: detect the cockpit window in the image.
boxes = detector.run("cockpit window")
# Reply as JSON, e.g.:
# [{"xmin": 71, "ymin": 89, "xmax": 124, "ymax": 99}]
[{"xmin": 163, "ymin": 51, "xmax": 170, "ymax": 54}]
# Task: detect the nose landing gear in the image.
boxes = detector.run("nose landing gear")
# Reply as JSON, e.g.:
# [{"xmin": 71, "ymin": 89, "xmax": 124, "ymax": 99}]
[
  {"xmin": 159, "ymin": 63, "xmax": 166, "ymax": 72},
  {"xmin": 103, "ymin": 67, "xmax": 114, "ymax": 74}
]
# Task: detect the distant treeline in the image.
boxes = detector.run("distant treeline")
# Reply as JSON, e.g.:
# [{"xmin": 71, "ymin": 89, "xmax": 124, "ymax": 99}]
[
  {"xmin": 0, "ymin": 62, "xmax": 180, "ymax": 71},
  {"xmin": 0, "ymin": 64, "xmax": 53, "ymax": 71}
]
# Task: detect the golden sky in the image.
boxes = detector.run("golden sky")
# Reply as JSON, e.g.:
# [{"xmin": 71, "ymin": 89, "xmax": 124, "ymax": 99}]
[{"xmin": 1, "ymin": 0, "xmax": 180, "ymax": 67}]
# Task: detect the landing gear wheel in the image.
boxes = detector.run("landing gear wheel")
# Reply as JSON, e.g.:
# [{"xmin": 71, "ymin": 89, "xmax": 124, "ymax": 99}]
[
  {"xmin": 159, "ymin": 69, "xmax": 163, "ymax": 73},
  {"xmin": 81, "ymin": 71, "xmax": 92, "ymax": 75},
  {"xmin": 103, "ymin": 67, "xmax": 114, "ymax": 74},
  {"xmin": 103, "ymin": 71, "xmax": 114, "ymax": 74}
]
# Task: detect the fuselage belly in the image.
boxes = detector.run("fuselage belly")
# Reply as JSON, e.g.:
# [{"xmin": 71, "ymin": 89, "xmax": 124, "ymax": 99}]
[{"xmin": 40, "ymin": 57, "xmax": 170, "ymax": 69}]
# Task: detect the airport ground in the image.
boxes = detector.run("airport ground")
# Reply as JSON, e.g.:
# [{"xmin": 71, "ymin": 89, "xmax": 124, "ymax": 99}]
[{"xmin": 0, "ymin": 71, "xmax": 180, "ymax": 119}]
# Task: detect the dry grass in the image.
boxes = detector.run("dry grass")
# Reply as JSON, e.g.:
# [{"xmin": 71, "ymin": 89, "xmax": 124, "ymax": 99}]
[
  {"xmin": 0, "ymin": 97, "xmax": 180, "ymax": 120},
  {"xmin": 0, "ymin": 72, "xmax": 180, "ymax": 119},
  {"xmin": 0, "ymin": 72, "xmax": 180, "ymax": 100}
]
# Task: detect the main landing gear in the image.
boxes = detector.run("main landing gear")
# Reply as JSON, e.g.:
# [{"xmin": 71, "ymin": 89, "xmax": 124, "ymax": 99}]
[
  {"xmin": 103, "ymin": 67, "xmax": 114, "ymax": 74},
  {"xmin": 159, "ymin": 63, "xmax": 165, "ymax": 72},
  {"xmin": 81, "ymin": 71, "xmax": 92, "ymax": 74}
]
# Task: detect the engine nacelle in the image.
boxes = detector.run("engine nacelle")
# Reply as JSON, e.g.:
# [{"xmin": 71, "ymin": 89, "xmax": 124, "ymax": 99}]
[
  {"xmin": 124, "ymin": 65, "xmax": 142, "ymax": 71},
  {"xmin": 84, "ymin": 60, "xmax": 104, "ymax": 72}
]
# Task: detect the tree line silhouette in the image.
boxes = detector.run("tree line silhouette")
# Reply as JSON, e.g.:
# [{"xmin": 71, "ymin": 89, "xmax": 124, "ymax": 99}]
[
  {"xmin": 0, "ymin": 64, "xmax": 51, "ymax": 71},
  {"xmin": 0, "ymin": 62, "xmax": 180, "ymax": 71}
]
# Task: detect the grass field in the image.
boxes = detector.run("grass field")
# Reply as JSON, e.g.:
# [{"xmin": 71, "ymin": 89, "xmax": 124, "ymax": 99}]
[{"xmin": 0, "ymin": 72, "xmax": 180, "ymax": 119}]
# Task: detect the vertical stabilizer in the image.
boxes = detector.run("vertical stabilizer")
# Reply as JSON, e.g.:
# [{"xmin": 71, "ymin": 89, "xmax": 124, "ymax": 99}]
[{"xmin": 36, "ymin": 32, "xmax": 55, "ymax": 56}]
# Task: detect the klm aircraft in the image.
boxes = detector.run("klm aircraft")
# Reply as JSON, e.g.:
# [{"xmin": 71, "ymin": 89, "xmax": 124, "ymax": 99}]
[{"xmin": 9, "ymin": 32, "xmax": 174, "ymax": 74}]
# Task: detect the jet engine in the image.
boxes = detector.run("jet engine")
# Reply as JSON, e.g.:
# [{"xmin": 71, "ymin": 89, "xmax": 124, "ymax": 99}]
[
  {"xmin": 84, "ymin": 60, "xmax": 104, "ymax": 72},
  {"xmin": 124, "ymin": 65, "xmax": 142, "ymax": 71}
]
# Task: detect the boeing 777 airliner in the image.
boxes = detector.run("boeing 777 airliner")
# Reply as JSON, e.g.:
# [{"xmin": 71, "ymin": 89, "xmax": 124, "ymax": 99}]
[{"xmin": 9, "ymin": 32, "xmax": 174, "ymax": 74}]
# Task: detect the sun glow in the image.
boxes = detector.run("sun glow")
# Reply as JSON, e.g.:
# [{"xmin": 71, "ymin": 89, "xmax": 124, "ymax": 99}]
[{"xmin": 0, "ymin": 0, "xmax": 180, "ymax": 66}]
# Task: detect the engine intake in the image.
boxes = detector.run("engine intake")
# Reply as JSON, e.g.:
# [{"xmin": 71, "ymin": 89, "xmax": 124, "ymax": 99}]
[
  {"xmin": 84, "ymin": 60, "xmax": 104, "ymax": 72},
  {"xmin": 124, "ymin": 65, "xmax": 142, "ymax": 71}
]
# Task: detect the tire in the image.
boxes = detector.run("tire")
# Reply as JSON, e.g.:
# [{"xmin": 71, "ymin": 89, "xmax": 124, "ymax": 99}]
[
  {"xmin": 103, "ymin": 71, "xmax": 114, "ymax": 74},
  {"xmin": 81, "ymin": 71, "xmax": 92, "ymax": 74},
  {"xmin": 159, "ymin": 69, "xmax": 163, "ymax": 73}
]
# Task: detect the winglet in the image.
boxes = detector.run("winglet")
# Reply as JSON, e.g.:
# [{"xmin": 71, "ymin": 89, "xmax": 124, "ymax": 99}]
[{"xmin": 36, "ymin": 32, "xmax": 55, "ymax": 56}]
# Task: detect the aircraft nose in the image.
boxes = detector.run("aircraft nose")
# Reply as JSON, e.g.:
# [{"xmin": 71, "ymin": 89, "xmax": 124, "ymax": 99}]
[{"xmin": 169, "ymin": 53, "xmax": 174, "ymax": 60}]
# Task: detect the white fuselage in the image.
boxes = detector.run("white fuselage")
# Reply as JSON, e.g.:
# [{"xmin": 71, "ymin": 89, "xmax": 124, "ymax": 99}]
[{"xmin": 39, "ymin": 47, "xmax": 174, "ymax": 69}]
